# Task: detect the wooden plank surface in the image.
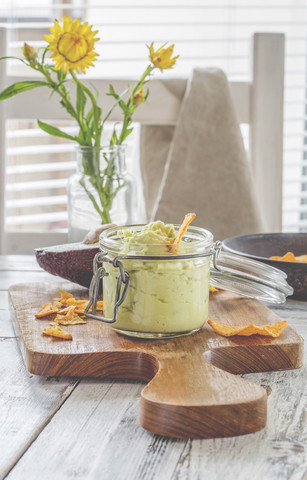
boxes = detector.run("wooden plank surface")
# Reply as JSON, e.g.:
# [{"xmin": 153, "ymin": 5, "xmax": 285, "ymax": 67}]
[
  {"xmin": 0, "ymin": 338, "xmax": 78, "ymax": 479},
  {"xmin": 8, "ymin": 282, "xmax": 303, "ymax": 440},
  {"xmin": 0, "ymin": 258, "xmax": 78, "ymax": 478},
  {"xmin": 0, "ymin": 255, "xmax": 306, "ymax": 480},
  {"xmin": 4, "ymin": 365, "xmax": 306, "ymax": 480}
]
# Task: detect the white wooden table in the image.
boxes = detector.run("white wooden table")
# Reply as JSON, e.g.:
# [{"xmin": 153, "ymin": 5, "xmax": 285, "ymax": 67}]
[{"xmin": 0, "ymin": 255, "xmax": 306, "ymax": 480}]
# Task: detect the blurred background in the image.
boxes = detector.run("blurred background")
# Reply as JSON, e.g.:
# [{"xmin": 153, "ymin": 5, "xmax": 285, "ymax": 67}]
[{"xmin": 1, "ymin": 0, "xmax": 307, "ymax": 246}]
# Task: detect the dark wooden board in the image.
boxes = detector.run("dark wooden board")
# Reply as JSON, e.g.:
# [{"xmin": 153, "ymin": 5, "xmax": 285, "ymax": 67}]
[{"xmin": 9, "ymin": 282, "xmax": 304, "ymax": 439}]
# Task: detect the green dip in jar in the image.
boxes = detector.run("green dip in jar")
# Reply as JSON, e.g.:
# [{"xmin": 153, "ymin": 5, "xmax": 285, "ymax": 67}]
[{"xmin": 98, "ymin": 221, "xmax": 213, "ymax": 339}]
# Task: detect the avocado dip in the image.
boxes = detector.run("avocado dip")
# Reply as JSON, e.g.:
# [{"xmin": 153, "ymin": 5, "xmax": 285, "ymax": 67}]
[{"xmin": 100, "ymin": 221, "xmax": 212, "ymax": 338}]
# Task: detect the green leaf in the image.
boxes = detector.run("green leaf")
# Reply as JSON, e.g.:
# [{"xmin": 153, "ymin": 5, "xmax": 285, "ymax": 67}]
[
  {"xmin": 49, "ymin": 80, "xmax": 67, "ymax": 99},
  {"xmin": 0, "ymin": 56, "xmax": 28, "ymax": 65},
  {"xmin": 76, "ymin": 82, "xmax": 87, "ymax": 120},
  {"xmin": 119, "ymin": 99, "xmax": 127, "ymax": 112},
  {"xmin": 60, "ymin": 98, "xmax": 75, "ymax": 117},
  {"xmin": 0, "ymin": 81, "xmax": 49, "ymax": 101},
  {"xmin": 75, "ymin": 131, "xmax": 87, "ymax": 146},
  {"xmin": 121, "ymin": 127, "xmax": 134, "ymax": 142},
  {"xmin": 108, "ymin": 84, "xmax": 118, "ymax": 99},
  {"xmin": 84, "ymin": 104, "xmax": 102, "ymax": 143},
  {"xmin": 104, "ymin": 86, "xmax": 129, "ymax": 125},
  {"xmin": 41, "ymin": 47, "xmax": 49, "ymax": 65},
  {"xmin": 86, "ymin": 107, "xmax": 94, "ymax": 122},
  {"xmin": 85, "ymin": 107, "xmax": 94, "ymax": 132},
  {"xmin": 37, "ymin": 120, "xmax": 78, "ymax": 142},
  {"xmin": 56, "ymin": 67, "xmax": 67, "ymax": 83},
  {"xmin": 110, "ymin": 126, "xmax": 119, "ymax": 145}
]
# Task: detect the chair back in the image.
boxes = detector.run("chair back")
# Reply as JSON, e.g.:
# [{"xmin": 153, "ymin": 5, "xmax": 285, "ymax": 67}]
[{"xmin": 0, "ymin": 31, "xmax": 284, "ymax": 253}]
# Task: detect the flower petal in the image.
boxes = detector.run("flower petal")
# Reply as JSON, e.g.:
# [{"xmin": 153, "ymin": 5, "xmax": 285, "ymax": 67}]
[{"xmin": 45, "ymin": 17, "xmax": 100, "ymax": 73}]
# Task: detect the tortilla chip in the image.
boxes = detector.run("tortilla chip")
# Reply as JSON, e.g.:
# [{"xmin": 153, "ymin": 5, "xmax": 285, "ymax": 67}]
[
  {"xmin": 54, "ymin": 289, "xmax": 74, "ymax": 305},
  {"xmin": 58, "ymin": 289, "xmax": 73, "ymax": 299},
  {"xmin": 209, "ymin": 285, "xmax": 219, "ymax": 293},
  {"xmin": 208, "ymin": 319, "xmax": 287, "ymax": 338},
  {"xmin": 58, "ymin": 306, "xmax": 73, "ymax": 314},
  {"xmin": 270, "ymin": 252, "xmax": 307, "ymax": 263},
  {"xmin": 56, "ymin": 317, "xmax": 87, "ymax": 325},
  {"xmin": 294, "ymin": 254, "xmax": 307, "ymax": 263},
  {"xmin": 55, "ymin": 305, "xmax": 87, "ymax": 325},
  {"xmin": 65, "ymin": 298, "xmax": 103, "ymax": 313},
  {"xmin": 66, "ymin": 298, "xmax": 89, "ymax": 313},
  {"xmin": 169, "ymin": 213, "xmax": 196, "ymax": 253},
  {"xmin": 35, "ymin": 303, "xmax": 59, "ymax": 318},
  {"xmin": 270, "ymin": 252, "xmax": 298, "ymax": 262},
  {"xmin": 96, "ymin": 301, "xmax": 104, "ymax": 310},
  {"xmin": 54, "ymin": 300, "xmax": 63, "ymax": 308},
  {"xmin": 42, "ymin": 325, "xmax": 72, "ymax": 340}
]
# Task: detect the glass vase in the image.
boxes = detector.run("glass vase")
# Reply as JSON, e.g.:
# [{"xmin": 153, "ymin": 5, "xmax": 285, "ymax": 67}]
[{"xmin": 68, "ymin": 145, "xmax": 137, "ymax": 242}]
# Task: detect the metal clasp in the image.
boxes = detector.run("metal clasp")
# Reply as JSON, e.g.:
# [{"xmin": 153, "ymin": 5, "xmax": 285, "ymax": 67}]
[
  {"xmin": 211, "ymin": 240, "xmax": 222, "ymax": 270},
  {"xmin": 84, "ymin": 252, "xmax": 130, "ymax": 324}
]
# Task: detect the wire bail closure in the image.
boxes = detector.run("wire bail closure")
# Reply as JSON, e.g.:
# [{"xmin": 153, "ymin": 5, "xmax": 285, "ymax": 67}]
[
  {"xmin": 84, "ymin": 252, "xmax": 130, "ymax": 323},
  {"xmin": 84, "ymin": 242, "xmax": 222, "ymax": 324}
]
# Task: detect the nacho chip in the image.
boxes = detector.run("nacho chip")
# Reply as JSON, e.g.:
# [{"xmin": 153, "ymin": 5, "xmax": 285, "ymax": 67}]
[
  {"xmin": 270, "ymin": 252, "xmax": 297, "ymax": 262},
  {"xmin": 96, "ymin": 300, "xmax": 104, "ymax": 310},
  {"xmin": 54, "ymin": 289, "xmax": 74, "ymax": 305},
  {"xmin": 58, "ymin": 306, "xmax": 73, "ymax": 314},
  {"xmin": 66, "ymin": 298, "xmax": 103, "ymax": 313},
  {"xmin": 270, "ymin": 251, "xmax": 307, "ymax": 263},
  {"xmin": 55, "ymin": 305, "xmax": 87, "ymax": 325},
  {"xmin": 42, "ymin": 325, "xmax": 72, "ymax": 340},
  {"xmin": 54, "ymin": 300, "xmax": 64, "ymax": 308},
  {"xmin": 294, "ymin": 254, "xmax": 307, "ymax": 263},
  {"xmin": 208, "ymin": 319, "xmax": 287, "ymax": 338},
  {"xmin": 66, "ymin": 298, "xmax": 90, "ymax": 313},
  {"xmin": 35, "ymin": 303, "xmax": 59, "ymax": 318},
  {"xmin": 58, "ymin": 289, "xmax": 73, "ymax": 299},
  {"xmin": 209, "ymin": 285, "xmax": 219, "ymax": 293},
  {"xmin": 168, "ymin": 213, "xmax": 196, "ymax": 253},
  {"xmin": 56, "ymin": 316, "xmax": 87, "ymax": 325}
]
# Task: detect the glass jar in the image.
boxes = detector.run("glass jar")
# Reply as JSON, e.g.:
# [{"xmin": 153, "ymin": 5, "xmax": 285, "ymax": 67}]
[
  {"xmin": 67, "ymin": 145, "xmax": 137, "ymax": 242},
  {"xmin": 85, "ymin": 225, "xmax": 293, "ymax": 339}
]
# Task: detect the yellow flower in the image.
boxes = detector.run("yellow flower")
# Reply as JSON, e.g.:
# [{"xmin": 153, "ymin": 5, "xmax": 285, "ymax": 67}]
[
  {"xmin": 44, "ymin": 17, "xmax": 100, "ymax": 74},
  {"xmin": 133, "ymin": 88, "xmax": 145, "ymax": 105},
  {"xmin": 149, "ymin": 42, "xmax": 179, "ymax": 70},
  {"xmin": 22, "ymin": 43, "xmax": 38, "ymax": 61}
]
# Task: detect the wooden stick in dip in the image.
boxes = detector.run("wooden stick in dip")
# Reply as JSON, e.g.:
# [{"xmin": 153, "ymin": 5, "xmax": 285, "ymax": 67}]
[{"xmin": 168, "ymin": 213, "xmax": 196, "ymax": 253}]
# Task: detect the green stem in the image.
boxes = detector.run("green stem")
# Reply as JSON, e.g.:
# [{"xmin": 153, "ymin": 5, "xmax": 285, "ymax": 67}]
[
  {"xmin": 70, "ymin": 69, "xmax": 101, "ymax": 146},
  {"xmin": 117, "ymin": 64, "xmax": 155, "ymax": 144},
  {"xmin": 37, "ymin": 64, "xmax": 86, "ymax": 142},
  {"xmin": 118, "ymin": 115, "xmax": 130, "ymax": 144},
  {"xmin": 102, "ymin": 87, "xmax": 129, "ymax": 128},
  {"xmin": 79, "ymin": 175, "xmax": 112, "ymax": 224},
  {"xmin": 132, "ymin": 64, "xmax": 154, "ymax": 95}
]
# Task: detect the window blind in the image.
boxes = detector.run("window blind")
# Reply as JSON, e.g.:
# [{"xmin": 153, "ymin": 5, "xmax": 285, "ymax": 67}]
[{"xmin": 1, "ymin": 0, "xmax": 307, "ymax": 234}]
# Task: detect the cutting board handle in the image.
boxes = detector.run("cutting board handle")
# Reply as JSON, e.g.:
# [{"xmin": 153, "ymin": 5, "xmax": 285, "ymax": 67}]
[{"xmin": 140, "ymin": 354, "xmax": 267, "ymax": 438}]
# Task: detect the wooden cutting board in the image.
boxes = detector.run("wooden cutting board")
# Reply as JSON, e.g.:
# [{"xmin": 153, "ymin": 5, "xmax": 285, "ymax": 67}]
[{"xmin": 9, "ymin": 282, "xmax": 303, "ymax": 439}]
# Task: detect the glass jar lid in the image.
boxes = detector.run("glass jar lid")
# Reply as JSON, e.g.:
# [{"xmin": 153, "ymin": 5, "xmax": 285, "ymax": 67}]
[{"xmin": 210, "ymin": 250, "xmax": 293, "ymax": 304}]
